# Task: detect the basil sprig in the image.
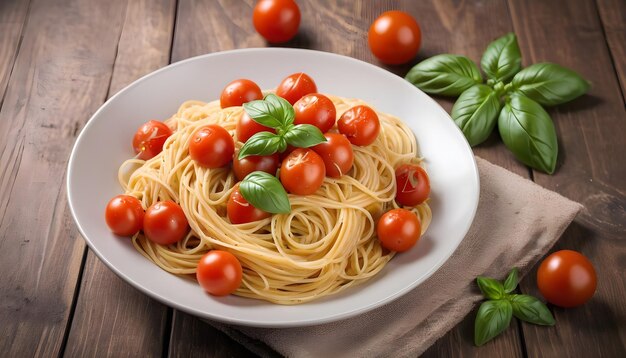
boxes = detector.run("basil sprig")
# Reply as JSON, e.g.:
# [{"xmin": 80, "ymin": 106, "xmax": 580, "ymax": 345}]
[
  {"xmin": 239, "ymin": 171, "xmax": 290, "ymax": 214},
  {"xmin": 239, "ymin": 94, "xmax": 326, "ymax": 159},
  {"xmin": 474, "ymin": 268, "xmax": 555, "ymax": 346},
  {"xmin": 406, "ymin": 33, "xmax": 589, "ymax": 174}
]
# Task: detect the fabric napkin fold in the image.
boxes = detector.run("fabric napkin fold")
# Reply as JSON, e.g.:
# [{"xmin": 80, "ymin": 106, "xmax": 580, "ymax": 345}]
[{"xmin": 210, "ymin": 157, "xmax": 583, "ymax": 357}]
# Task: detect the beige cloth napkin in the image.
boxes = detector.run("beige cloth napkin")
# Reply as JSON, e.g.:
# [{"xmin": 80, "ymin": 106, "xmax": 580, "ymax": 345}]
[{"xmin": 210, "ymin": 157, "xmax": 583, "ymax": 357}]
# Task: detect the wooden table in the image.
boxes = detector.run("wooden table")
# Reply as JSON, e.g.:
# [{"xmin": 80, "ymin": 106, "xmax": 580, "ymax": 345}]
[{"xmin": 1, "ymin": 0, "xmax": 624, "ymax": 356}]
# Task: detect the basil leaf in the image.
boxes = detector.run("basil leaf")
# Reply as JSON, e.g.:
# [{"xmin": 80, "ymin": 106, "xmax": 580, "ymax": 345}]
[
  {"xmin": 239, "ymin": 171, "xmax": 291, "ymax": 214},
  {"xmin": 510, "ymin": 294, "xmax": 555, "ymax": 326},
  {"xmin": 481, "ymin": 33, "xmax": 522, "ymax": 82},
  {"xmin": 405, "ymin": 54, "xmax": 483, "ymax": 96},
  {"xmin": 498, "ymin": 95, "xmax": 558, "ymax": 174},
  {"xmin": 451, "ymin": 85, "xmax": 501, "ymax": 146},
  {"xmin": 243, "ymin": 93, "xmax": 294, "ymax": 129},
  {"xmin": 238, "ymin": 132, "xmax": 284, "ymax": 159},
  {"xmin": 477, "ymin": 276, "xmax": 505, "ymax": 300},
  {"xmin": 511, "ymin": 63, "xmax": 589, "ymax": 106},
  {"xmin": 474, "ymin": 300, "xmax": 513, "ymax": 346},
  {"xmin": 283, "ymin": 124, "xmax": 327, "ymax": 148},
  {"xmin": 503, "ymin": 268, "xmax": 519, "ymax": 293}
]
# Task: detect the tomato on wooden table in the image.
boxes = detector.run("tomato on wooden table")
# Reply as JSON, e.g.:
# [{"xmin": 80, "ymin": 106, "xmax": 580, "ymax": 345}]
[
  {"xmin": 368, "ymin": 11, "xmax": 421, "ymax": 65},
  {"xmin": 276, "ymin": 72, "xmax": 317, "ymax": 105},
  {"xmin": 294, "ymin": 93, "xmax": 336, "ymax": 133},
  {"xmin": 143, "ymin": 201, "xmax": 189, "ymax": 245},
  {"xmin": 233, "ymin": 151, "xmax": 280, "ymax": 181},
  {"xmin": 196, "ymin": 250, "xmax": 243, "ymax": 296},
  {"xmin": 220, "ymin": 79, "xmax": 263, "ymax": 108},
  {"xmin": 280, "ymin": 148, "xmax": 326, "ymax": 195},
  {"xmin": 312, "ymin": 133, "xmax": 354, "ymax": 178},
  {"xmin": 132, "ymin": 120, "xmax": 172, "ymax": 160},
  {"xmin": 189, "ymin": 124, "xmax": 235, "ymax": 168},
  {"xmin": 395, "ymin": 164, "xmax": 430, "ymax": 206},
  {"xmin": 105, "ymin": 195, "xmax": 144, "ymax": 236},
  {"xmin": 236, "ymin": 112, "xmax": 275, "ymax": 143},
  {"xmin": 227, "ymin": 183, "xmax": 271, "ymax": 224},
  {"xmin": 377, "ymin": 208, "xmax": 421, "ymax": 252},
  {"xmin": 337, "ymin": 105, "xmax": 380, "ymax": 146},
  {"xmin": 253, "ymin": 0, "xmax": 300, "ymax": 43},
  {"xmin": 537, "ymin": 250, "xmax": 597, "ymax": 307}
]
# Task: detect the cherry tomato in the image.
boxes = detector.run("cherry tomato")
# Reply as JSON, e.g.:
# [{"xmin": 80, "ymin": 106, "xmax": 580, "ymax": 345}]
[
  {"xmin": 105, "ymin": 195, "xmax": 144, "ymax": 236},
  {"xmin": 337, "ymin": 105, "xmax": 380, "ymax": 146},
  {"xmin": 233, "ymin": 151, "xmax": 280, "ymax": 181},
  {"xmin": 280, "ymin": 148, "xmax": 325, "ymax": 195},
  {"xmin": 377, "ymin": 208, "xmax": 421, "ymax": 252},
  {"xmin": 253, "ymin": 0, "xmax": 300, "ymax": 43},
  {"xmin": 537, "ymin": 250, "xmax": 597, "ymax": 307},
  {"xmin": 143, "ymin": 201, "xmax": 189, "ymax": 245},
  {"xmin": 368, "ymin": 11, "xmax": 421, "ymax": 65},
  {"xmin": 227, "ymin": 183, "xmax": 271, "ymax": 224},
  {"xmin": 196, "ymin": 250, "xmax": 243, "ymax": 296},
  {"xmin": 189, "ymin": 124, "xmax": 235, "ymax": 168},
  {"xmin": 312, "ymin": 133, "xmax": 354, "ymax": 178},
  {"xmin": 220, "ymin": 79, "xmax": 263, "ymax": 108},
  {"xmin": 293, "ymin": 93, "xmax": 336, "ymax": 133},
  {"xmin": 276, "ymin": 73, "xmax": 317, "ymax": 105},
  {"xmin": 395, "ymin": 164, "xmax": 430, "ymax": 206},
  {"xmin": 132, "ymin": 120, "xmax": 172, "ymax": 160},
  {"xmin": 236, "ymin": 112, "xmax": 275, "ymax": 143}
]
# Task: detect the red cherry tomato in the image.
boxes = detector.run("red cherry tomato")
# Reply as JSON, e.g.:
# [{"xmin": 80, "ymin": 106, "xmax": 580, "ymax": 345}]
[
  {"xmin": 105, "ymin": 195, "xmax": 144, "ymax": 236},
  {"xmin": 227, "ymin": 183, "xmax": 271, "ymax": 224},
  {"xmin": 236, "ymin": 112, "xmax": 275, "ymax": 143},
  {"xmin": 280, "ymin": 148, "xmax": 325, "ymax": 195},
  {"xmin": 337, "ymin": 105, "xmax": 380, "ymax": 146},
  {"xmin": 276, "ymin": 73, "xmax": 317, "ymax": 105},
  {"xmin": 312, "ymin": 133, "xmax": 354, "ymax": 178},
  {"xmin": 293, "ymin": 93, "xmax": 336, "ymax": 133},
  {"xmin": 395, "ymin": 164, "xmax": 430, "ymax": 206},
  {"xmin": 143, "ymin": 201, "xmax": 189, "ymax": 245},
  {"xmin": 377, "ymin": 208, "xmax": 421, "ymax": 252},
  {"xmin": 132, "ymin": 120, "xmax": 172, "ymax": 160},
  {"xmin": 189, "ymin": 124, "xmax": 234, "ymax": 168},
  {"xmin": 537, "ymin": 250, "xmax": 597, "ymax": 307},
  {"xmin": 253, "ymin": 0, "xmax": 300, "ymax": 43},
  {"xmin": 220, "ymin": 79, "xmax": 263, "ymax": 108},
  {"xmin": 196, "ymin": 250, "xmax": 243, "ymax": 296},
  {"xmin": 233, "ymin": 151, "xmax": 280, "ymax": 181},
  {"xmin": 368, "ymin": 11, "xmax": 421, "ymax": 65}
]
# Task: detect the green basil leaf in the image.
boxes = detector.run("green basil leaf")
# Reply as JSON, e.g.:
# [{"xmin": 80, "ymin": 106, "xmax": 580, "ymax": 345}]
[
  {"xmin": 239, "ymin": 171, "xmax": 291, "ymax": 214},
  {"xmin": 510, "ymin": 294, "xmax": 555, "ymax": 326},
  {"xmin": 503, "ymin": 268, "xmax": 519, "ymax": 293},
  {"xmin": 511, "ymin": 63, "xmax": 590, "ymax": 106},
  {"xmin": 238, "ymin": 132, "xmax": 284, "ymax": 159},
  {"xmin": 283, "ymin": 124, "xmax": 327, "ymax": 148},
  {"xmin": 243, "ymin": 93, "xmax": 294, "ymax": 129},
  {"xmin": 451, "ymin": 85, "xmax": 501, "ymax": 146},
  {"xmin": 474, "ymin": 300, "xmax": 513, "ymax": 346},
  {"xmin": 498, "ymin": 95, "xmax": 558, "ymax": 174},
  {"xmin": 477, "ymin": 276, "xmax": 505, "ymax": 300},
  {"xmin": 405, "ymin": 54, "xmax": 483, "ymax": 96},
  {"xmin": 481, "ymin": 33, "xmax": 522, "ymax": 82}
]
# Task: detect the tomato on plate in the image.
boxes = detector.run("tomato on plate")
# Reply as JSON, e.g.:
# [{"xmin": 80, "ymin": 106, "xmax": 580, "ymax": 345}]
[
  {"xmin": 196, "ymin": 250, "xmax": 243, "ymax": 296},
  {"xmin": 337, "ymin": 105, "xmax": 380, "ymax": 146},
  {"xmin": 144, "ymin": 201, "xmax": 189, "ymax": 245},
  {"xmin": 395, "ymin": 164, "xmax": 430, "ymax": 206},
  {"xmin": 189, "ymin": 124, "xmax": 235, "ymax": 168},
  {"xmin": 312, "ymin": 133, "xmax": 354, "ymax": 178},
  {"xmin": 220, "ymin": 79, "xmax": 263, "ymax": 108},
  {"xmin": 537, "ymin": 250, "xmax": 597, "ymax": 307},
  {"xmin": 105, "ymin": 195, "xmax": 144, "ymax": 236},
  {"xmin": 227, "ymin": 183, "xmax": 271, "ymax": 224},
  {"xmin": 368, "ymin": 11, "xmax": 421, "ymax": 65},
  {"xmin": 233, "ymin": 151, "xmax": 280, "ymax": 181},
  {"xmin": 132, "ymin": 120, "xmax": 173, "ymax": 160},
  {"xmin": 377, "ymin": 208, "xmax": 421, "ymax": 252},
  {"xmin": 236, "ymin": 112, "xmax": 275, "ymax": 143},
  {"xmin": 293, "ymin": 93, "xmax": 336, "ymax": 133},
  {"xmin": 280, "ymin": 148, "xmax": 325, "ymax": 195},
  {"xmin": 253, "ymin": 0, "xmax": 300, "ymax": 43},
  {"xmin": 276, "ymin": 73, "xmax": 317, "ymax": 105}
]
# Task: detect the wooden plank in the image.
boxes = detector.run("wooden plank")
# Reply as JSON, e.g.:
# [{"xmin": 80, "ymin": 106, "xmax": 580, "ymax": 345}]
[
  {"xmin": 507, "ymin": 0, "xmax": 626, "ymax": 356},
  {"xmin": 0, "ymin": 0, "xmax": 127, "ymax": 356},
  {"xmin": 62, "ymin": 0, "xmax": 176, "ymax": 357},
  {"xmin": 0, "ymin": 0, "xmax": 30, "ymax": 108},
  {"xmin": 596, "ymin": 0, "xmax": 626, "ymax": 102}
]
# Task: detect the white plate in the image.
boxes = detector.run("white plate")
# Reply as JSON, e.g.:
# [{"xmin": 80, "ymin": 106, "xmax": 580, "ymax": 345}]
[{"xmin": 67, "ymin": 48, "xmax": 479, "ymax": 328}]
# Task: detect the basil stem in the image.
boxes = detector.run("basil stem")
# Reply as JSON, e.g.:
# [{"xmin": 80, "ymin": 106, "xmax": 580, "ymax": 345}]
[
  {"xmin": 451, "ymin": 84, "xmax": 501, "ymax": 146},
  {"xmin": 511, "ymin": 63, "xmax": 590, "ymax": 106},
  {"xmin": 480, "ymin": 33, "xmax": 522, "ymax": 82},
  {"xmin": 405, "ymin": 54, "xmax": 483, "ymax": 96}
]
